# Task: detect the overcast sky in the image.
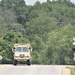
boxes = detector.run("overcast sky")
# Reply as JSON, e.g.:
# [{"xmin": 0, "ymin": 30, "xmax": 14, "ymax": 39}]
[{"xmin": 25, "ymin": 0, "xmax": 75, "ymax": 5}]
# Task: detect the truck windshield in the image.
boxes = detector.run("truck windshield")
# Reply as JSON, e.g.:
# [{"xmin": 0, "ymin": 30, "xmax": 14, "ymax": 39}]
[
  {"xmin": 23, "ymin": 47, "xmax": 29, "ymax": 52},
  {"xmin": 16, "ymin": 47, "xmax": 22, "ymax": 52},
  {"xmin": 16, "ymin": 47, "xmax": 29, "ymax": 52}
]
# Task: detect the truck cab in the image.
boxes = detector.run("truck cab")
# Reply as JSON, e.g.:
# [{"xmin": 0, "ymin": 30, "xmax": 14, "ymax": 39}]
[{"xmin": 12, "ymin": 43, "xmax": 32, "ymax": 65}]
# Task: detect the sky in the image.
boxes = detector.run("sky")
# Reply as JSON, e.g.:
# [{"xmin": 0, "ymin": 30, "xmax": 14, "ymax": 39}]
[{"xmin": 25, "ymin": 0, "xmax": 75, "ymax": 5}]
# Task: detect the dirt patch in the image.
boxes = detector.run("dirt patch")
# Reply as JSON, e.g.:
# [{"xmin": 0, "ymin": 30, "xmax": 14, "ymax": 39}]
[{"xmin": 62, "ymin": 67, "xmax": 71, "ymax": 75}]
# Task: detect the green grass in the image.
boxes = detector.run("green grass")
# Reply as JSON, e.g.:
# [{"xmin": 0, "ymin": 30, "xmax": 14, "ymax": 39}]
[{"xmin": 70, "ymin": 68, "xmax": 75, "ymax": 75}]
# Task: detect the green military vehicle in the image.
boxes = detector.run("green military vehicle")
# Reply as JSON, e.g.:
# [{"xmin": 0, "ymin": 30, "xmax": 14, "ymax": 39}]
[{"xmin": 12, "ymin": 43, "xmax": 32, "ymax": 65}]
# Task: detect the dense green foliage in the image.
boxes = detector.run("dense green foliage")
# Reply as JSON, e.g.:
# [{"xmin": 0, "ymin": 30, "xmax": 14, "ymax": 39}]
[{"xmin": 0, "ymin": 0, "xmax": 75, "ymax": 64}]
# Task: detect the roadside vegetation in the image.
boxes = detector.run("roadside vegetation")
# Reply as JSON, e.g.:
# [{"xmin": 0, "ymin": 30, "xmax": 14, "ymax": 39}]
[
  {"xmin": 0, "ymin": 0, "xmax": 75, "ymax": 64},
  {"xmin": 70, "ymin": 68, "xmax": 75, "ymax": 75}
]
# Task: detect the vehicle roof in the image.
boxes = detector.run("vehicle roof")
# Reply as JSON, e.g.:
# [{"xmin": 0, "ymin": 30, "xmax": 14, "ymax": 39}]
[{"xmin": 14, "ymin": 43, "xmax": 31, "ymax": 48}]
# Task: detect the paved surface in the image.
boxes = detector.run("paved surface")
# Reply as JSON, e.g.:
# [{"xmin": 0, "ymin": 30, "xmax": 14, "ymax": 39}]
[{"xmin": 0, "ymin": 65, "xmax": 62, "ymax": 75}]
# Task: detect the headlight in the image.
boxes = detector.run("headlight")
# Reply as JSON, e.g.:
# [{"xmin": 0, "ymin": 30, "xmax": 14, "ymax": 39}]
[{"xmin": 26, "ymin": 56, "xmax": 29, "ymax": 58}]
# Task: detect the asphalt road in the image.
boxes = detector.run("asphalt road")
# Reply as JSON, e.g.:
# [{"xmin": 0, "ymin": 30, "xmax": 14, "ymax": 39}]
[{"xmin": 0, "ymin": 65, "xmax": 62, "ymax": 75}]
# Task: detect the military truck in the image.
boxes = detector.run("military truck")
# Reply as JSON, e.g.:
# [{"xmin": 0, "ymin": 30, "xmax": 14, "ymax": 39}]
[{"xmin": 12, "ymin": 43, "xmax": 32, "ymax": 65}]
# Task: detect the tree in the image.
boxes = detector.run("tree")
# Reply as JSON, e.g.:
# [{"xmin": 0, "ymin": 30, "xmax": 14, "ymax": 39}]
[
  {"xmin": 47, "ymin": 25, "xmax": 75, "ymax": 64},
  {"xmin": 0, "ymin": 0, "xmax": 75, "ymax": 64},
  {"xmin": 0, "ymin": 32, "xmax": 30, "ymax": 63},
  {"xmin": 31, "ymin": 36, "xmax": 47, "ymax": 64},
  {"xmin": 47, "ymin": 0, "xmax": 50, "ymax": 3},
  {"xmin": 3, "ymin": 9, "xmax": 16, "ymax": 25},
  {"xmin": 57, "ymin": 0, "xmax": 62, "ymax": 3},
  {"xmin": 1, "ymin": 0, "xmax": 26, "ymax": 9}
]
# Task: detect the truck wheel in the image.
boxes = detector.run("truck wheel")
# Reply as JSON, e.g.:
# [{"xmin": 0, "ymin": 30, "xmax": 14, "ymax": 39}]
[
  {"xmin": 13, "ymin": 60, "xmax": 17, "ymax": 65},
  {"xmin": 27, "ymin": 60, "xmax": 31, "ymax": 65}
]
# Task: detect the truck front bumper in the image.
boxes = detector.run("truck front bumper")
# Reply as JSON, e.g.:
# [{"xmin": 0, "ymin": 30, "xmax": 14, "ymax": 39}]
[{"xmin": 14, "ymin": 57, "xmax": 30, "ymax": 62}]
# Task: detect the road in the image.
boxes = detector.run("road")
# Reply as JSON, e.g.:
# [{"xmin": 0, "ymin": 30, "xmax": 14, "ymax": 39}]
[{"xmin": 0, "ymin": 65, "xmax": 62, "ymax": 75}]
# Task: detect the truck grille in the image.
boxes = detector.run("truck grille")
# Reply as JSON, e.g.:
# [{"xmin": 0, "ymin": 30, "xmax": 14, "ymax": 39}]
[{"xmin": 20, "ymin": 54, "xmax": 25, "ymax": 58}]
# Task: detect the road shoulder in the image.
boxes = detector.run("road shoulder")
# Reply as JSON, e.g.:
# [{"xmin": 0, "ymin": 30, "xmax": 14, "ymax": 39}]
[
  {"xmin": 62, "ymin": 65, "xmax": 75, "ymax": 75},
  {"xmin": 0, "ymin": 64, "xmax": 7, "ymax": 70},
  {"xmin": 62, "ymin": 66, "xmax": 71, "ymax": 75}
]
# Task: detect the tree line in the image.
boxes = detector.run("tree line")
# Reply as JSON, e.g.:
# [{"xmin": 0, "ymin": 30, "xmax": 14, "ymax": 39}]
[{"xmin": 0, "ymin": 0, "xmax": 75, "ymax": 64}]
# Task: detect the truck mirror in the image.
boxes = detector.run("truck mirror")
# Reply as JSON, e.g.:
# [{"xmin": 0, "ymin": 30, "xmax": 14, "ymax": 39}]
[
  {"xmin": 72, "ymin": 48, "xmax": 75, "ymax": 52},
  {"xmin": 13, "ymin": 47, "xmax": 15, "ymax": 49},
  {"xmin": 31, "ymin": 49, "xmax": 32, "ymax": 52},
  {"xmin": 12, "ymin": 47, "xmax": 15, "ymax": 53},
  {"xmin": 29, "ymin": 47, "xmax": 32, "ymax": 52},
  {"xmin": 12, "ymin": 49, "xmax": 14, "ymax": 53},
  {"xmin": 29, "ymin": 47, "xmax": 31, "ymax": 49}
]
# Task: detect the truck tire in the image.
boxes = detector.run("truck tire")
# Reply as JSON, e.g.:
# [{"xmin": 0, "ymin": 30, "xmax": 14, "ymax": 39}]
[
  {"xmin": 13, "ymin": 60, "xmax": 17, "ymax": 65},
  {"xmin": 27, "ymin": 60, "xmax": 31, "ymax": 65}
]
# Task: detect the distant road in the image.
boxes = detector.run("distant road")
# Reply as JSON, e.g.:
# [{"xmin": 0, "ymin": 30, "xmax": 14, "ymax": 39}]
[{"xmin": 0, "ymin": 65, "xmax": 62, "ymax": 75}]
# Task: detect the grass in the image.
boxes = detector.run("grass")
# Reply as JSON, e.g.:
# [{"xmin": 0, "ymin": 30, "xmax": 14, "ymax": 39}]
[
  {"xmin": 66, "ymin": 67, "xmax": 75, "ymax": 75},
  {"xmin": 70, "ymin": 68, "xmax": 75, "ymax": 75}
]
